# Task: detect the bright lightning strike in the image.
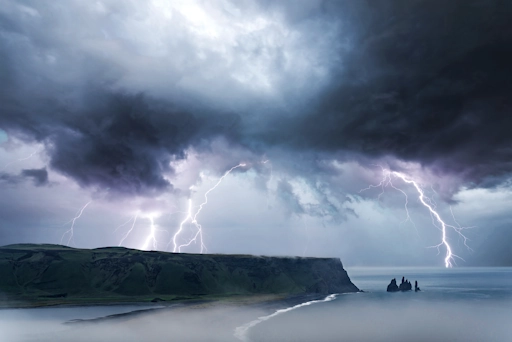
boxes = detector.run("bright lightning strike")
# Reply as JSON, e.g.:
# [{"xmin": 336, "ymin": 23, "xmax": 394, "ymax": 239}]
[
  {"xmin": 61, "ymin": 201, "xmax": 92, "ymax": 246},
  {"xmin": 141, "ymin": 216, "xmax": 157, "ymax": 251},
  {"xmin": 171, "ymin": 163, "xmax": 246, "ymax": 253},
  {"xmin": 360, "ymin": 168, "xmax": 472, "ymax": 268},
  {"xmin": 116, "ymin": 213, "xmax": 139, "ymax": 247}
]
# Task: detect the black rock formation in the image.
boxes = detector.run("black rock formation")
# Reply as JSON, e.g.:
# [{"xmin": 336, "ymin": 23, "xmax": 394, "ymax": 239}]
[
  {"xmin": 387, "ymin": 276, "xmax": 417, "ymax": 292},
  {"xmin": 399, "ymin": 277, "xmax": 412, "ymax": 291},
  {"xmin": 386, "ymin": 278, "xmax": 399, "ymax": 292},
  {"xmin": 415, "ymin": 280, "xmax": 421, "ymax": 292}
]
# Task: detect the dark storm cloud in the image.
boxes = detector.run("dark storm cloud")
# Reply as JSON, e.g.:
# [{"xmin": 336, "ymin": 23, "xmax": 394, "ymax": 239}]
[
  {"xmin": 1, "ymin": 0, "xmax": 511, "ymax": 196},
  {"xmin": 271, "ymin": 0, "xmax": 512, "ymax": 187},
  {"xmin": 1, "ymin": 89, "xmax": 239, "ymax": 195},
  {"xmin": 20, "ymin": 167, "xmax": 48, "ymax": 186}
]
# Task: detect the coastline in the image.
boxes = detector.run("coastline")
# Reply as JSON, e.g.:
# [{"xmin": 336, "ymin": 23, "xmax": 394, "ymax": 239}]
[
  {"xmin": 61, "ymin": 292, "xmax": 331, "ymax": 324},
  {"xmin": 0, "ymin": 293, "xmax": 292, "ymax": 309},
  {"xmin": 0, "ymin": 293, "xmax": 338, "ymax": 341},
  {"xmin": 71, "ymin": 293, "xmax": 339, "ymax": 342},
  {"xmin": 234, "ymin": 293, "xmax": 339, "ymax": 342}
]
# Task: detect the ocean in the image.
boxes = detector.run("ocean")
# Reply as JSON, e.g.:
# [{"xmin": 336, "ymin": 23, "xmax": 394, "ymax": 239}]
[
  {"xmin": 2, "ymin": 267, "xmax": 511, "ymax": 341},
  {"xmin": 244, "ymin": 267, "xmax": 512, "ymax": 341}
]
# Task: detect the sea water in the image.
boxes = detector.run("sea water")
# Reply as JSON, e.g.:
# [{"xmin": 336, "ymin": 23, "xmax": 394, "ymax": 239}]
[{"xmin": 246, "ymin": 267, "xmax": 512, "ymax": 341}]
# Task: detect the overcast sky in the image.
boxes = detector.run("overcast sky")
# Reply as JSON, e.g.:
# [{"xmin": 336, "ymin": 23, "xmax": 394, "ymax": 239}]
[{"xmin": 1, "ymin": 0, "xmax": 511, "ymax": 266}]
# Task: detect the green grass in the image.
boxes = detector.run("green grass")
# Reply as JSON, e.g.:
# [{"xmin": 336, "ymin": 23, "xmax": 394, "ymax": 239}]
[{"xmin": 0, "ymin": 244, "xmax": 359, "ymax": 307}]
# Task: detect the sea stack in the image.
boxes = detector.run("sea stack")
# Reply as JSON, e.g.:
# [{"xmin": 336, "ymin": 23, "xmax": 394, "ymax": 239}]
[
  {"xmin": 386, "ymin": 278, "xmax": 399, "ymax": 292},
  {"xmin": 415, "ymin": 280, "xmax": 421, "ymax": 292},
  {"xmin": 398, "ymin": 277, "xmax": 412, "ymax": 291},
  {"xmin": 386, "ymin": 276, "xmax": 417, "ymax": 292}
]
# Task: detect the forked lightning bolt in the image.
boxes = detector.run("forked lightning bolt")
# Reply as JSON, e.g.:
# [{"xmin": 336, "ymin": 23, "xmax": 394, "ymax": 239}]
[
  {"xmin": 171, "ymin": 199, "xmax": 195, "ymax": 252},
  {"xmin": 360, "ymin": 168, "xmax": 472, "ymax": 268},
  {"xmin": 61, "ymin": 201, "xmax": 92, "ymax": 246},
  {"xmin": 115, "ymin": 213, "xmax": 164, "ymax": 250},
  {"xmin": 141, "ymin": 216, "xmax": 157, "ymax": 250},
  {"xmin": 115, "ymin": 213, "xmax": 139, "ymax": 246},
  {"xmin": 171, "ymin": 163, "xmax": 246, "ymax": 253}
]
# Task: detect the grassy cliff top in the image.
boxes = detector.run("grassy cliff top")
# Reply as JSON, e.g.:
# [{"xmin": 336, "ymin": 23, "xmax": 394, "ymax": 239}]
[
  {"xmin": 0, "ymin": 244, "xmax": 359, "ymax": 307},
  {"xmin": 2, "ymin": 243, "xmax": 337, "ymax": 260}
]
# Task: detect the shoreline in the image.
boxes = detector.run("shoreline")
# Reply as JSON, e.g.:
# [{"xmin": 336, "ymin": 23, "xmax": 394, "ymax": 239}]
[
  {"xmin": 0, "ymin": 293, "xmax": 283, "ymax": 309},
  {"xmin": 0, "ymin": 292, "xmax": 340, "ymax": 341},
  {"xmin": 0, "ymin": 292, "xmax": 333, "ymax": 310},
  {"xmin": 234, "ymin": 293, "xmax": 339, "ymax": 341},
  {"xmin": 60, "ymin": 292, "xmax": 340, "ymax": 341}
]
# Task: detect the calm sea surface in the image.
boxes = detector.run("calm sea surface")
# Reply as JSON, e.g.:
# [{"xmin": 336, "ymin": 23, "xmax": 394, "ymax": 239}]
[{"xmin": 247, "ymin": 267, "xmax": 512, "ymax": 341}]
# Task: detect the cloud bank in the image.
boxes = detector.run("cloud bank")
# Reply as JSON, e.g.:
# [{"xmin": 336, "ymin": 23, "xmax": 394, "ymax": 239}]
[{"xmin": 1, "ymin": 0, "xmax": 511, "ymax": 196}]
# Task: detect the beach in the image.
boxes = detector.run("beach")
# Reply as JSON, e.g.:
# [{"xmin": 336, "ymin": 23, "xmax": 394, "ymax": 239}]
[{"xmin": 0, "ymin": 294, "xmax": 325, "ymax": 342}]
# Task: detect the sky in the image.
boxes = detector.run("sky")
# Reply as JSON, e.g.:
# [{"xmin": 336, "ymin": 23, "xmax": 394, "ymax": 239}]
[{"xmin": 1, "ymin": 0, "xmax": 511, "ymax": 266}]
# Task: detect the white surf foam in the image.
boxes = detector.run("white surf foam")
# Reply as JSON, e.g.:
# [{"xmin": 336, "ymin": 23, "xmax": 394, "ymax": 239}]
[{"xmin": 234, "ymin": 294, "xmax": 338, "ymax": 341}]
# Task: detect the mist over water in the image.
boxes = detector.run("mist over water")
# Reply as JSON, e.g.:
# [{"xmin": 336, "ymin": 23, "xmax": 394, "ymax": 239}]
[
  {"xmin": 0, "ymin": 305, "xmax": 164, "ymax": 341},
  {"xmin": 0, "ymin": 303, "xmax": 269, "ymax": 342},
  {"xmin": 249, "ymin": 268, "xmax": 512, "ymax": 342},
  {"xmin": 2, "ymin": 268, "xmax": 511, "ymax": 341},
  {"xmin": 250, "ymin": 296, "xmax": 512, "ymax": 341}
]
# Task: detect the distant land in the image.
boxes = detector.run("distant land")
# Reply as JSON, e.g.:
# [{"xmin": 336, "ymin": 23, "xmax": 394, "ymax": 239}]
[{"xmin": 0, "ymin": 244, "xmax": 359, "ymax": 307}]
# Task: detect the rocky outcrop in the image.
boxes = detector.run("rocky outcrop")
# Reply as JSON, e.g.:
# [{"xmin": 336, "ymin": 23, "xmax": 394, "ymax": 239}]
[
  {"xmin": 398, "ymin": 276, "xmax": 412, "ymax": 291},
  {"xmin": 415, "ymin": 280, "xmax": 421, "ymax": 292},
  {"xmin": 386, "ymin": 276, "xmax": 419, "ymax": 292},
  {"xmin": 386, "ymin": 278, "xmax": 399, "ymax": 292},
  {"xmin": 0, "ymin": 244, "xmax": 359, "ymax": 305}
]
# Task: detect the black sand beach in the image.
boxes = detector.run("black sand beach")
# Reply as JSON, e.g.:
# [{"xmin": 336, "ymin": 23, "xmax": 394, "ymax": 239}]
[{"xmin": 1, "ymin": 293, "xmax": 329, "ymax": 341}]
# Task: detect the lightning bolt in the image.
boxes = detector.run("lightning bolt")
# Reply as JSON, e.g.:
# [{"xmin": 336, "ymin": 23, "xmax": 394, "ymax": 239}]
[
  {"xmin": 116, "ymin": 213, "xmax": 139, "ymax": 247},
  {"xmin": 60, "ymin": 201, "xmax": 92, "ymax": 246},
  {"xmin": 360, "ymin": 167, "xmax": 472, "ymax": 268},
  {"xmin": 170, "ymin": 199, "xmax": 194, "ymax": 253},
  {"xmin": 1, "ymin": 148, "xmax": 41, "ymax": 172},
  {"xmin": 141, "ymin": 216, "xmax": 157, "ymax": 250},
  {"xmin": 171, "ymin": 163, "xmax": 246, "ymax": 253}
]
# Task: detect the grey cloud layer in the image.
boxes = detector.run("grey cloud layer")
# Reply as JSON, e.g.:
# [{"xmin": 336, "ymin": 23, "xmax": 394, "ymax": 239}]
[
  {"xmin": 20, "ymin": 167, "xmax": 48, "ymax": 186},
  {"xmin": 267, "ymin": 1, "xmax": 512, "ymax": 187},
  {"xmin": 1, "ymin": 0, "xmax": 511, "ymax": 195},
  {"xmin": 0, "ymin": 167, "xmax": 47, "ymax": 187}
]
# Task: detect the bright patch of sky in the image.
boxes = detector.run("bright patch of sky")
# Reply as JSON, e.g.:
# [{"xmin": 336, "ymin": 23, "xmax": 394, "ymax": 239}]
[{"xmin": 0, "ymin": 129, "xmax": 7, "ymax": 144}]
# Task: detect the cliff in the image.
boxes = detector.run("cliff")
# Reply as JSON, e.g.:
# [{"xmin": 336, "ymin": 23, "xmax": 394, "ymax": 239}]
[{"xmin": 0, "ymin": 244, "xmax": 359, "ymax": 306}]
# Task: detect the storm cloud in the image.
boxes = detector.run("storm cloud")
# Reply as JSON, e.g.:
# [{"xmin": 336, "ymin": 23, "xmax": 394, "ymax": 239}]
[
  {"xmin": 1, "ymin": 0, "xmax": 511, "ymax": 195},
  {"xmin": 287, "ymin": 1, "xmax": 512, "ymax": 188},
  {"xmin": 21, "ymin": 167, "xmax": 48, "ymax": 186}
]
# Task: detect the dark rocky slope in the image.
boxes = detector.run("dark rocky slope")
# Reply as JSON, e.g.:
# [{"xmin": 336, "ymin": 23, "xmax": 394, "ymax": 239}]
[{"xmin": 0, "ymin": 244, "xmax": 359, "ymax": 306}]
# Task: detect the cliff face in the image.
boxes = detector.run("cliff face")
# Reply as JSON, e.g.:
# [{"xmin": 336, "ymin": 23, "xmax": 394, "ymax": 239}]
[{"xmin": 0, "ymin": 244, "xmax": 358, "ymax": 305}]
